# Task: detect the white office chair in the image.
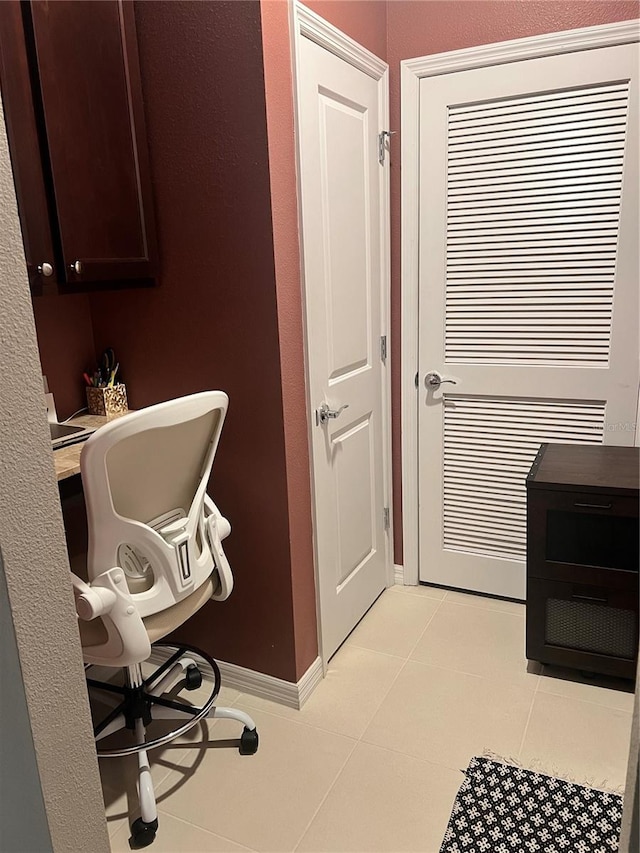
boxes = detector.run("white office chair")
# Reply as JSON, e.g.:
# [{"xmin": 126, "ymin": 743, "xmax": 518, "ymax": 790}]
[{"xmin": 70, "ymin": 392, "xmax": 258, "ymax": 849}]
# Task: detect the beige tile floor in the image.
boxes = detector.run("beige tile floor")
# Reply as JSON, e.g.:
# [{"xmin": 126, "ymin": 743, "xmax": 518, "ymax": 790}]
[{"xmin": 105, "ymin": 585, "xmax": 635, "ymax": 852}]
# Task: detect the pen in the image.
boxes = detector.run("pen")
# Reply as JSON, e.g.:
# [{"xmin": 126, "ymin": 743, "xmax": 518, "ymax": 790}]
[{"xmin": 108, "ymin": 363, "xmax": 119, "ymax": 387}]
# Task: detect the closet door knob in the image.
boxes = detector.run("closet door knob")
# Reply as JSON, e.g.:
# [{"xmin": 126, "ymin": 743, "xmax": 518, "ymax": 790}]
[
  {"xmin": 316, "ymin": 402, "xmax": 349, "ymax": 426},
  {"xmin": 70, "ymin": 260, "xmax": 83, "ymax": 274},
  {"xmin": 38, "ymin": 262, "xmax": 54, "ymax": 277},
  {"xmin": 425, "ymin": 371, "xmax": 457, "ymax": 389}
]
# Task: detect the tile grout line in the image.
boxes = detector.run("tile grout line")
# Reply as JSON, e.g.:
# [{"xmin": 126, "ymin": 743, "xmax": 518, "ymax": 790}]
[
  {"xmin": 342, "ymin": 642, "xmax": 409, "ymax": 662},
  {"xmin": 348, "ymin": 596, "xmax": 449, "ymax": 730},
  {"xmin": 355, "ymin": 591, "xmax": 542, "ymax": 776},
  {"xmin": 536, "ymin": 679, "xmax": 635, "ymax": 714},
  {"xmin": 290, "ymin": 737, "xmax": 360, "ymax": 853},
  {"xmin": 109, "ymin": 805, "xmax": 258, "ymax": 853},
  {"xmin": 231, "ymin": 601, "xmax": 447, "ymax": 748},
  {"xmin": 536, "ymin": 685, "xmax": 635, "ymax": 716},
  {"xmin": 290, "ymin": 733, "xmax": 471, "ymax": 853},
  {"xmin": 227, "ymin": 697, "xmax": 363, "ymax": 741},
  {"xmin": 516, "ymin": 667, "xmax": 541, "ymax": 760},
  {"xmin": 243, "ymin": 703, "xmax": 361, "ymax": 741},
  {"xmin": 289, "ymin": 594, "xmax": 448, "ymax": 852},
  {"xmin": 108, "ymin": 819, "xmax": 129, "ymax": 849},
  {"xmin": 353, "ymin": 598, "xmax": 451, "ymax": 760},
  {"xmin": 355, "ymin": 735, "xmax": 468, "ymax": 777},
  {"xmin": 388, "ymin": 585, "xmax": 447, "ymax": 604},
  {"xmin": 154, "ymin": 807, "xmax": 257, "ymax": 851},
  {"xmin": 345, "ymin": 589, "xmax": 446, "ymax": 661},
  {"xmin": 337, "ymin": 592, "xmax": 447, "ymax": 715},
  {"xmin": 442, "ymin": 589, "xmax": 526, "ymax": 617},
  {"xmin": 161, "ymin": 692, "xmax": 249, "ymax": 774},
  {"xmin": 357, "ymin": 724, "xmax": 510, "ymax": 778},
  {"xmin": 401, "ymin": 650, "xmax": 539, "ymax": 693},
  {"xmin": 404, "ymin": 594, "xmax": 448, "ymax": 660},
  {"xmin": 154, "ymin": 649, "xmax": 407, "ymax": 851},
  {"xmin": 354, "ymin": 652, "xmax": 416, "ymax": 742},
  {"xmin": 106, "ymin": 818, "xmax": 128, "ymax": 847},
  {"xmin": 236, "ymin": 658, "xmax": 413, "ymax": 743}
]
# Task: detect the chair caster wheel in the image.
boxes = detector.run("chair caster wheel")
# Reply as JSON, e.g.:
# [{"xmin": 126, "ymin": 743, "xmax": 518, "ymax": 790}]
[
  {"xmin": 184, "ymin": 663, "xmax": 202, "ymax": 690},
  {"xmin": 130, "ymin": 817, "xmax": 158, "ymax": 848},
  {"xmin": 239, "ymin": 726, "xmax": 259, "ymax": 755}
]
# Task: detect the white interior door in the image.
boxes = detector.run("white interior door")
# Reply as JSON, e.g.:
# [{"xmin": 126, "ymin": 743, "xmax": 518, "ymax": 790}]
[
  {"xmin": 297, "ymin": 33, "xmax": 390, "ymax": 660},
  {"xmin": 418, "ymin": 43, "xmax": 639, "ymax": 599}
]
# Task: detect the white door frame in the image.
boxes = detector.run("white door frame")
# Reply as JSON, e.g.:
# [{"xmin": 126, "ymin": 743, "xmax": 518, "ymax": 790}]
[
  {"xmin": 401, "ymin": 20, "xmax": 640, "ymax": 587},
  {"xmin": 291, "ymin": 1, "xmax": 394, "ymax": 664}
]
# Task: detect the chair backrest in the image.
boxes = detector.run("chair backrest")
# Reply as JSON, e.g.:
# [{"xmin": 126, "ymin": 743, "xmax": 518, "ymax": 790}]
[{"xmin": 80, "ymin": 392, "xmax": 228, "ymax": 618}]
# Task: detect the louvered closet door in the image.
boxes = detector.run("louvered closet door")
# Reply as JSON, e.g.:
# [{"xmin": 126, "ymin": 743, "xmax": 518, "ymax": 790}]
[{"xmin": 418, "ymin": 43, "xmax": 639, "ymax": 599}]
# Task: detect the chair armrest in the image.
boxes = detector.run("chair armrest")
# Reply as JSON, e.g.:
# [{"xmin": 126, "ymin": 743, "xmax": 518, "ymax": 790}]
[
  {"xmin": 204, "ymin": 497, "xmax": 233, "ymax": 601},
  {"xmin": 205, "ymin": 495, "xmax": 231, "ymax": 539},
  {"xmin": 72, "ymin": 568, "xmax": 151, "ymax": 667},
  {"xmin": 71, "ymin": 572, "xmax": 116, "ymax": 621}
]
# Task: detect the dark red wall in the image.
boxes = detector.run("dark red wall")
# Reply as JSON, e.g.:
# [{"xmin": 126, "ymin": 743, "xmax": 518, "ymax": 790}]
[
  {"xmin": 31, "ymin": 293, "xmax": 94, "ymax": 418},
  {"xmin": 260, "ymin": 0, "xmax": 319, "ymax": 680},
  {"xmin": 90, "ymin": 0, "xmax": 307, "ymax": 682}
]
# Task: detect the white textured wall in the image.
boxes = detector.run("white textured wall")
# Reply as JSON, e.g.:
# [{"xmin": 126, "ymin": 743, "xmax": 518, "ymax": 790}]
[
  {"xmin": 619, "ymin": 679, "xmax": 639, "ymax": 852},
  {"xmin": 0, "ymin": 98, "xmax": 109, "ymax": 851},
  {"xmin": 0, "ymin": 553, "xmax": 51, "ymax": 852}
]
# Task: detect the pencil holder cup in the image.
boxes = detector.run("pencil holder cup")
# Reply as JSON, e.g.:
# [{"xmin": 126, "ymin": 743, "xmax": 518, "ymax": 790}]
[{"xmin": 86, "ymin": 383, "xmax": 128, "ymax": 416}]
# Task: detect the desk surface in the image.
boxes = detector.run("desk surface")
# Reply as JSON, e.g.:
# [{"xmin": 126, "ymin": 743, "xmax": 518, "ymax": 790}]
[{"xmin": 54, "ymin": 411, "xmax": 131, "ymax": 481}]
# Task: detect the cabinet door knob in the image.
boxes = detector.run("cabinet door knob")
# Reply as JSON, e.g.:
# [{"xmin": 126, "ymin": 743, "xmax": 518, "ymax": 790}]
[
  {"xmin": 70, "ymin": 260, "xmax": 83, "ymax": 274},
  {"xmin": 37, "ymin": 262, "xmax": 54, "ymax": 277}
]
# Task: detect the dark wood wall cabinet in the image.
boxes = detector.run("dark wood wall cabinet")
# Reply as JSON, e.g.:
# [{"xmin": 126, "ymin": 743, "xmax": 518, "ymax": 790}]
[
  {"xmin": 0, "ymin": 0, "xmax": 157, "ymax": 293},
  {"xmin": 526, "ymin": 443, "xmax": 639, "ymax": 681}
]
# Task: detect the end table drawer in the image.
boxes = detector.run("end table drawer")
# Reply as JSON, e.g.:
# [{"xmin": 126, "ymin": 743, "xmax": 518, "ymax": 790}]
[
  {"xmin": 528, "ymin": 490, "xmax": 639, "ymax": 578},
  {"xmin": 529, "ymin": 490, "xmax": 639, "ymax": 517},
  {"xmin": 526, "ymin": 577, "xmax": 639, "ymax": 679}
]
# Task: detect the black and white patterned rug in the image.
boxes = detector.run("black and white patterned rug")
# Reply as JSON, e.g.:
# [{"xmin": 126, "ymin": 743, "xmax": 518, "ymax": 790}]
[{"xmin": 440, "ymin": 756, "xmax": 623, "ymax": 853}]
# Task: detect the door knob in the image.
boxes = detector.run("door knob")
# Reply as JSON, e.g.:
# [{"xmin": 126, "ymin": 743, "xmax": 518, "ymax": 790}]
[
  {"xmin": 70, "ymin": 260, "xmax": 83, "ymax": 274},
  {"xmin": 425, "ymin": 371, "xmax": 457, "ymax": 390},
  {"xmin": 37, "ymin": 262, "xmax": 54, "ymax": 277},
  {"xmin": 316, "ymin": 402, "xmax": 349, "ymax": 426}
]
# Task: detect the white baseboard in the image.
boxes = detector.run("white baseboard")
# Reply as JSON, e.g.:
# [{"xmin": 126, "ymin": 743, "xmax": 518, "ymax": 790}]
[
  {"xmin": 394, "ymin": 563, "xmax": 405, "ymax": 585},
  {"xmin": 295, "ymin": 656, "xmax": 324, "ymax": 707},
  {"xmin": 218, "ymin": 656, "xmax": 323, "ymax": 710},
  {"xmin": 148, "ymin": 648, "xmax": 323, "ymax": 710}
]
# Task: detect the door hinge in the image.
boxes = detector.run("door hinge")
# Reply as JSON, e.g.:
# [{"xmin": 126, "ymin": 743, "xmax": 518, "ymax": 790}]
[
  {"xmin": 380, "ymin": 335, "xmax": 387, "ymax": 363},
  {"xmin": 378, "ymin": 130, "xmax": 396, "ymax": 165},
  {"xmin": 383, "ymin": 507, "xmax": 390, "ymax": 531}
]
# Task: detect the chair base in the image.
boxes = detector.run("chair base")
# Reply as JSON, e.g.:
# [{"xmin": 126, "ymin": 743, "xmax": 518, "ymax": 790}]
[
  {"xmin": 86, "ymin": 642, "xmax": 258, "ymax": 848},
  {"xmin": 88, "ymin": 642, "xmax": 227, "ymax": 757},
  {"xmin": 130, "ymin": 817, "xmax": 158, "ymax": 849}
]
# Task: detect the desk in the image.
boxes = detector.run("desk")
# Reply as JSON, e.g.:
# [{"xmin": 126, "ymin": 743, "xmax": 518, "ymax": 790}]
[{"xmin": 54, "ymin": 411, "xmax": 131, "ymax": 481}]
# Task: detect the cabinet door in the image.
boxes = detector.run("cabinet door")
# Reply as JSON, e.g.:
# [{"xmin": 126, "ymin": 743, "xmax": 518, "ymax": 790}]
[
  {"xmin": 528, "ymin": 489, "xmax": 640, "ymax": 584},
  {"xmin": 526, "ymin": 576, "xmax": 638, "ymax": 679},
  {"xmin": 29, "ymin": 0, "xmax": 156, "ymax": 284},
  {"xmin": 0, "ymin": 1, "xmax": 58, "ymax": 291}
]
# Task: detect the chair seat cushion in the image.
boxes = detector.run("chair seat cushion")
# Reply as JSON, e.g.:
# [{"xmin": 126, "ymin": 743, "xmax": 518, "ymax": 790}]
[
  {"xmin": 144, "ymin": 575, "xmax": 219, "ymax": 643},
  {"xmin": 79, "ymin": 575, "xmax": 219, "ymax": 653}
]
